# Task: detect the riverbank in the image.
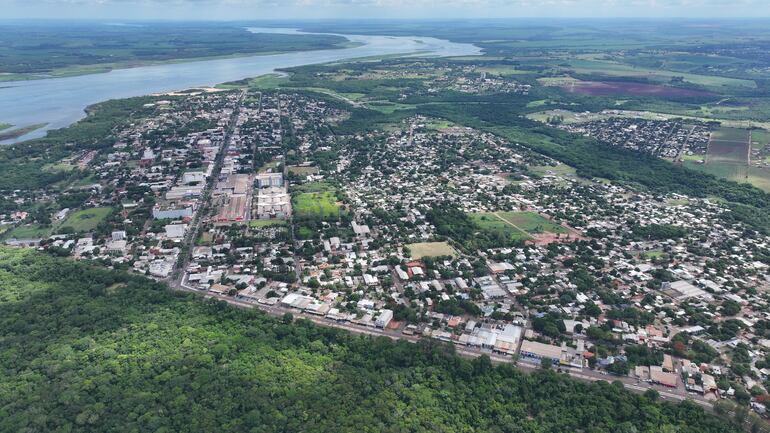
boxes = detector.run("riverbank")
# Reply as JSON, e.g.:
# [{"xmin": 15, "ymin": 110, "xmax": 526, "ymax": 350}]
[
  {"xmin": 0, "ymin": 41, "xmax": 364, "ymax": 83},
  {"xmin": 0, "ymin": 123, "xmax": 47, "ymax": 141}
]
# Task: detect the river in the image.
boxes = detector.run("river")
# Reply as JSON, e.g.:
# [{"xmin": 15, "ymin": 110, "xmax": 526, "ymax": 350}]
[{"xmin": 0, "ymin": 28, "xmax": 480, "ymax": 144}]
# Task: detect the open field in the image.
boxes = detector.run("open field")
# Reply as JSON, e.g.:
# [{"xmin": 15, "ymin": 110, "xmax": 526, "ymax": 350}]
[
  {"xmin": 528, "ymin": 164, "xmax": 578, "ymax": 178},
  {"xmin": 249, "ymin": 219, "xmax": 288, "ymax": 228},
  {"xmin": 292, "ymin": 182, "xmax": 342, "ymax": 220},
  {"xmin": 42, "ymin": 162, "xmax": 78, "ymax": 173},
  {"xmin": 557, "ymin": 59, "xmax": 757, "ymax": 90},
  {"xmin": 497, "ymin": 211, "xmax": 568, "ymax": 235},
  {"xmin": 257, "ymin": 160, "xmax": 281, "ymax": 173},
  {"xmin": 57, "ymin": 207, "xmax": 112, "ymax": 233},
  {"xmin": 712, "ymin": 127, "xmax": 749, "ymax": 142},
  {"xmin": 528, "ymin": 109, "xmax": 770, "ymax": 130},
  {"xmin": 470, "ymin": 212, "xmax": 531, "ymax": 241},
  {"xmin": 5, "ymin": 225, "xmax": 52, "ymax": 239},
  {"xmin": 367, "ymin": 101, "xmax": 416, "ymax": 114},
  {"xmin": 559, "ymin": 80, "xmax": 714, "ymax": 98},
  {"xmin": 406, "ymin": 241, "xmax": 459, "ymax": 259},
  {"xmin": 0, "ymin": 123, "xmax": 11, "ymax": 131},
  {"xmin": 294, "ymin": 192, "xmax": 340, "ymax": 219},
  {"xmin": 288, "ymin": 165, "xmax": 320, "ymax": 176}
]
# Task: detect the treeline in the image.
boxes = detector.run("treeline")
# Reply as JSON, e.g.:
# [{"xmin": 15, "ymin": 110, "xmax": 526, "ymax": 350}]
[{"xmin": 0, "ymin": 247, "xmax": 740, "ymax": 432}]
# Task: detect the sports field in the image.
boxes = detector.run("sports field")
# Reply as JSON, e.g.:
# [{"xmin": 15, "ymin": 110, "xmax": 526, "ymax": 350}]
[
  {"xmin": 406, "ymin": 241, "xmax": 459, "ymax": 259},
  {"xmin": 57, "ymin": 207, "xmax": 113, "ymax": 233}
]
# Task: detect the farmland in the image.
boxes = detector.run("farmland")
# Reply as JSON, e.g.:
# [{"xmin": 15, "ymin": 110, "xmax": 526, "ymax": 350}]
[{"xmin": 559, "ymin": 80, "xmax": 715, "ymax": 98}]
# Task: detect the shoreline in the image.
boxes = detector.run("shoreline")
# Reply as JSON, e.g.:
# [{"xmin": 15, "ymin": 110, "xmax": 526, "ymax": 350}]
[{"xmin": 0, "ymin": 41, "xmax": 364, "ymax": 84}]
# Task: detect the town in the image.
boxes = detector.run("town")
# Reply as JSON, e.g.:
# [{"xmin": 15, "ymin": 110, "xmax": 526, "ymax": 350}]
[{"xmin": 3, "ymin": 80, "xmax": 770, "ymax": 418}]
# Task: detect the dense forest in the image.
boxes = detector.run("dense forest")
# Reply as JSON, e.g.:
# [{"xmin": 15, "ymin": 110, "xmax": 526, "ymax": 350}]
[{"xmin": 0, "ymin": 247, "xmax": 739, "ymax": 432}]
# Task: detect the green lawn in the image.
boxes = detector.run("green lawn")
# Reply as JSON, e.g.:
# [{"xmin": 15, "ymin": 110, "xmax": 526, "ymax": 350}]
[
  {"xmin": 57, "ymin": 207, "xmax": 112, "ymax": 233},
  {"xmin": 406, "ymin": 241, "xmax": 459, "ymax": 259}
]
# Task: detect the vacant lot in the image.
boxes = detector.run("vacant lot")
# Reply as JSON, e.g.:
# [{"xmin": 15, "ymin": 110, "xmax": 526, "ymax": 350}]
[
  {"xmin": 57, "ymin": 207, "xmax": 112, "ymax": 233},
  {"xmin": 406, "ymin": 242, "xmax": 459, "ymax": 259}
]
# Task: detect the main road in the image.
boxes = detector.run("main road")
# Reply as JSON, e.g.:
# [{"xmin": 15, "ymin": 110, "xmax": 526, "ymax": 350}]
[{"xmin": 172, "ymin": 270, "xmax": 715, "ymax": 410}]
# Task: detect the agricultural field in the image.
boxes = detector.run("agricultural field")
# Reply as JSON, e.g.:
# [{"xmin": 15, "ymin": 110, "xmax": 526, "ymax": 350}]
[
  {"xmin": 406, "ymin": 241, "xmax": 459, "ymax": 259},
  {"xmin": 555, "ymin": 58, "xmax": 757, "ymax": 91},
  {"xmin": 559, "ymin": 80, "xmax": 714, "ymax": 98},
  {"xmin": 57, "ymin": 207, "xmax": 113, "ymax": 233}
]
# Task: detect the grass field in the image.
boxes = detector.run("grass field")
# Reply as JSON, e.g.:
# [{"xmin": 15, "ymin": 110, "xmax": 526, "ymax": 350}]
[
  {"xmin": 556, "ymin": 59, "xmax": 757, "ymax": 90},
  {"xmin": 471, "ymin": 213, "xmax": 531, "ymax": 241},
  {"xmin": 367, "ymin": 101, "xmax": 416, "ymax": 114},
  {"xmin": 712, "ymin": 127, "xmax": 749, "ymax": 142},
  {"xmin": 497, "ymin": 211, "xmax": 568, "ymax": 234},
  {"xmin": 258, "ymin": 160, "xmax": 281, "ymax": 173},
  {"xmin": 42, "ymin": 162, "xmax": 78, "ymax": 173},
  {"xmin": 57, "ymin": 207, "xmax": 112, "ymax": 233},
  {"xmin": 6, "ymin": 225, "xmax": 52, "ymax": 239},
  {"xmin": 249, "ymin": 219, "xmax": 288, "ymax": 228},
  {"xmin": 292, "ymin": 182, "xmax": 342, "ymax": 220},
  {"xmin": 288, "ymin": 166, "xmax": 320, "ymax": 176},
  {"xmin": 0, "ymin": 123, "xmax": 12, "ymax": 131},
  {"xmin": 406, "ymin": 241, "xmax": 459, "ymax": 259}
]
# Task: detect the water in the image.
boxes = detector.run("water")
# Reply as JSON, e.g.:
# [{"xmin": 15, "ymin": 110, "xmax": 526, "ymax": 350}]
[{"xmin": 0, "ymin": 28, "xmax": 480, "ymax": 144}]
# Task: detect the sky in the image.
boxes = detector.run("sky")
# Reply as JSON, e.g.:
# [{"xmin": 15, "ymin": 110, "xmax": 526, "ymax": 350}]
[{"xmin": 4, "ymin": 0, "xmax": 770, "ymax": 20}]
